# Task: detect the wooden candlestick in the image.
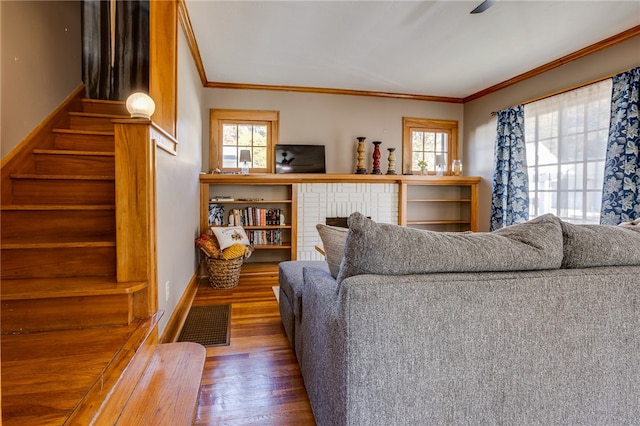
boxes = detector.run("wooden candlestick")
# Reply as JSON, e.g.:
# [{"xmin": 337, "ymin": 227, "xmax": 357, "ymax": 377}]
[{"xmin": 355, "ymin": 137, "xmax": 367, "ymax": 174}]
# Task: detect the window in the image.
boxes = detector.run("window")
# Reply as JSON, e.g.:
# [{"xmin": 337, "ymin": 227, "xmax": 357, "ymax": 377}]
[
  {"xmin": 210, "ymin": 109, "xmax": 279, "ymax": 173},
  {"xmin": 402, "ymin": 118, "xmax": 458, "ymax": 174},
  {"xmin": 525, "ymin": 79, "xmax": 612, "ymax": 224}
]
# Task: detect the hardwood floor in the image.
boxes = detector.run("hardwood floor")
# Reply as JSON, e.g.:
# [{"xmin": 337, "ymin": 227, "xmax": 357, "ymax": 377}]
[{"xmin": 193, "ymin": 265, "xmax": 316, "ymax": 425}]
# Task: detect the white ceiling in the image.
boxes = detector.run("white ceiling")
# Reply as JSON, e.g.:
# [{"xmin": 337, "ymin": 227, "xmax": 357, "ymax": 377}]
[{"xmin": 184, "ymin": 1, "xmax": 640, "ymax": 99}]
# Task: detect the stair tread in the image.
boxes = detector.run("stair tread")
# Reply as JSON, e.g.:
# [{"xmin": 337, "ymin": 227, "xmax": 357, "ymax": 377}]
[
  {"xmin": 69, "ymin": 111, "xmax": 129, "ymax": 119},
  {"xmin": 10, "ymin": 173, "xmax": 114, "ymax": 180},
  {"xmin": 33, "ymin": 149, "xmax": 115, "ymax": 156},
  {"xmin": 64, "ymin": 313, "xmax": 162, "ymax": 426},
  {"xmin": 1, "ymin": 238, "xmax": 115, "ymax": 249},
  {"xmin": 1, "ymin": 277, "xmax": 147, "ymax": 300},
  {"xmin": 116, "ymin": 342, "xmax": 206, "ymax": 426},
  {"xmin": 1, "ymin": 204, "xmax": 115, "ymax": 211},
  {"xmin": 53, "ymin": 128, "xmax": 115, "ymax": 136},
  {"xmin": 82, "ymin": 98, "xmax": 125, "ymax": 106}
]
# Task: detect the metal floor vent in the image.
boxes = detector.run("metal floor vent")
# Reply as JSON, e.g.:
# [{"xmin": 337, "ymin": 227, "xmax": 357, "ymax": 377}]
[{"xmin": 177, "ymin": 304, "xmax": 231, "ymax": 347}]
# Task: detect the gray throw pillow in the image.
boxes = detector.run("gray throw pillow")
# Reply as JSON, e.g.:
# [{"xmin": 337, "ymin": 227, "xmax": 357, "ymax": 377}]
[
  {"xmin": 336, "ymin": 212, "xmax": 564, "ymax": 284},
  {"xmin": 316, "ymin": 224, "xmax": 349, "ymax": 278},
  {"xmin": 560, "ymin": 220, "xmax": 640, "ymax": 268}
]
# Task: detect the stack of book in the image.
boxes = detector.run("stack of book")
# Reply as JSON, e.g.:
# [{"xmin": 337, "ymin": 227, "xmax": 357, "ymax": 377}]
[
  {"xmin": 228, "ymin": 208, "xmax": 283, "ymax": 227},
  {"xmin": 247, "ymin": 229, "xmax": 283, "ymax": 246}
]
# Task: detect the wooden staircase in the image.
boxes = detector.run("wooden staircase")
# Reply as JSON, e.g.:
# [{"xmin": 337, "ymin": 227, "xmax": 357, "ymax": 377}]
[
  {"xmin": 1, "ymin": 94, "xmax": 205, "ymax": 425},
  {"xmin": 1, "ymin": 98, "xmax": 142, "ymax": 333}
]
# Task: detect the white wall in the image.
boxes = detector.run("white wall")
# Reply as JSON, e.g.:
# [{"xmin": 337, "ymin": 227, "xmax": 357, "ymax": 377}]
[
  {"xmin": 0, "ymin": 1, "xmax": 81, "ymax": 158},
  {"xmin": 464, "ymin": 36, "xmax": 640, "ymax": 231},
  {"xmin": 202, "ymin": 89, "xmax": 464, "ymax": 174},
  {"xmin": 155, "ymin": 23, "xmax": 204, "ymax": 335}
]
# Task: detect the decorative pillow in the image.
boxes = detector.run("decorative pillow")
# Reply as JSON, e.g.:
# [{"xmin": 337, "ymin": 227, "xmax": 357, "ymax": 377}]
[
  {"xmin": 316, "ymin": 224, "xmax": 349, "ymax": 278},
  {"xmin": 195, "ymin": 233, "xmax": 220, "ymax": 258},
  {"xmin": 211, "ymin": 226, "xmax": 250, "ymax": 250},
  {"xmin": 336, "ymin": 212, "xmax": 564, "ymax": 284},
  {"xmin": 560, "ymin": 220, "xmax": 640, "ymax": 268}
]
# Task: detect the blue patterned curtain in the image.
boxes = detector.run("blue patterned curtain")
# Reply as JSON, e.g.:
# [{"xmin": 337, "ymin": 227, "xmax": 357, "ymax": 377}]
[
  {"xmin": 600, "ymin": 67, "xmax": 640, "ymax": 225},
  {"xmin": 490, "ymin": 105, "xmax": 529, "ymax": 231}
]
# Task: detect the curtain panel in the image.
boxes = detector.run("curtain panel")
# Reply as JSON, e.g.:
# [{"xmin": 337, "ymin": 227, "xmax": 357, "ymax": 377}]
[
  {"xmin": 82, "ymin": 0, "xmax": 149, "ymax": 101},
  {"xmin": 81, "ymin": 1, "xmax": 111, "ymax": 100},
  {"xmin": 601, "ymin": 67, "xmax": 640, "ymax": 225},
  {"xmin": 490, "ymin": 105, "xmax": 529, "ymax": 231}
]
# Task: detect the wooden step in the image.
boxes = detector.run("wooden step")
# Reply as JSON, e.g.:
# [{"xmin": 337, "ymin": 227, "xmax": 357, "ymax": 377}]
[
  {"xmin": 9, "ymin": 174, "xmax": 114, "ymax": 205},
  {"xmin": 1, "ymin": 277, "xmax": 146, "ymax": 333},
  {"xmin": 81, "ymin": 98, "xmax": 128, "ymax": 115},
  {"xmin": 1, "ymin": 243, "xmax": 116, "ymax": 279},
  {"xmin": 1, "ymin": 317, "xmax": 155, "ymax": 426},
  {"xmin": 0, "ymin": 205, "xmax": 115, "ymax": 242},
  {"xmin": 1, "ymin": 276, "xmax": 146, "ymax": 300},
  {"xmin": 33, "ymin": 149, "xmax": 115, "ymax": 176},
  {"xmin": 116, "ymin": 342, "xmax": 206, "ymax": 425},
  {"xmin": 68, "ymin": 112, "xmax": 128, "ymax": 132},
  {"xmin": 53, "ymin": 129, "xmax": 115, "ymax": 151},
  {"xmin": 64, "ymin": 313, "xmax": 163, "ymax": 425}
]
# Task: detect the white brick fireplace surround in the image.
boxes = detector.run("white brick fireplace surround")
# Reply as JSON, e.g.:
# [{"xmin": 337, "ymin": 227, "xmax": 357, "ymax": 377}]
[{"xmin": 297, "ymin": 183, "xmax": 398, "ymax": 260}]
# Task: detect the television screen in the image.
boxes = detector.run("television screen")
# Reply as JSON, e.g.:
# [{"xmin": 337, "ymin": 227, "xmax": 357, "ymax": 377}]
[{"xmin": 275, "ymin": 144, "xmax": 326, "ymax": 174}]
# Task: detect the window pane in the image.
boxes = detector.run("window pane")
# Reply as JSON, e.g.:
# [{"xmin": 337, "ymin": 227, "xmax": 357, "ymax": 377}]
[
  {"xmin": 253, "ymin": 125, "xmax": 267, "ymax": 146},
  {"xmin": 253, "ymin": 147, "xmax": 267, "ymax": 168},
  {"xmin": 237, "ymin": 124, "xmax": 253, "ymax": 146},
  {"xmin": 525, "ymin": 78, "xmax": 612, "ymax": 223},
  {"xmin": 424, "ymin": 132, "xmax": 435, "ymax": 152},
  {"xmin": 222, "ymin": 146, "xmax": 238, "ymax": 168},
  {"xmin": 222, "ymin": 124, "xmax": 238, "ymax": 146}
]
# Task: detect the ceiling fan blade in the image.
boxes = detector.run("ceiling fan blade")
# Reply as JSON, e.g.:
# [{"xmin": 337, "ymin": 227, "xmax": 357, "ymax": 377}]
[{"xmin": 470, "ymin": 0, "xmax": 496, "ymax": 14}]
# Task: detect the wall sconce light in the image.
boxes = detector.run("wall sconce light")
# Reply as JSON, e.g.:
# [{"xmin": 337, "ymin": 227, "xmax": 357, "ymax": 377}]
[
  {"xmin": 125, "ymin": 92, "xmax": 155, "ymax": 119},
  {"xmin": 239, "ymin": 150, "xmax": 252, "ymax": 174}
]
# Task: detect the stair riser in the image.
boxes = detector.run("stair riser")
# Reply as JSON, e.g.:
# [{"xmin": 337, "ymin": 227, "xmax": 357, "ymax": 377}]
[
  {"xmin": 54, "ymin": 133, "xmax": 115, "ymax": 151},
  {"xmin": 1, "ymin": 294, "xmax": 132, "ymax": 333},
  {"xmin": 1, "ymin": 247, "xmax": 116, "ymax": 279},
  {"xmin": 11, "ymin": 179, "xmax": 114, "ymax": 205},
  {"xmin": 1, "ymin": 210, "xmax": 115, "ymax": 241},
  {"xmin": 82, "ymin": 100, "xmax": 127, "ymax": 116},
  {"xmin": 35, "ymin": 154, "xmax": 115, "ymax": 176},
  {"xmin": 70, "ymin": 116, "xmax": 117, "ymax": 132}
]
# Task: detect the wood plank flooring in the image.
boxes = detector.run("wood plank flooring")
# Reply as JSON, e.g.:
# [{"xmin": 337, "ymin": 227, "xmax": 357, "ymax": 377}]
[{"xmin": 193, "ymin": 265, "xmax": 315, "ymax": 425}]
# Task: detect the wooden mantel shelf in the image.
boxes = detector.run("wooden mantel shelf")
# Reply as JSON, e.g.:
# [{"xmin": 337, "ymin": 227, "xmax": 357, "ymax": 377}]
[{"xmin": 200, "ymin": 173, "xmax": 481, "ymax": 185}]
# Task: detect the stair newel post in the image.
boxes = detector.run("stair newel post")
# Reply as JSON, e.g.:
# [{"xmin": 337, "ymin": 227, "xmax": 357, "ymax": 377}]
[{"xmin": 114, "ymin": 119, "xmax": 158, "ymax": 318}]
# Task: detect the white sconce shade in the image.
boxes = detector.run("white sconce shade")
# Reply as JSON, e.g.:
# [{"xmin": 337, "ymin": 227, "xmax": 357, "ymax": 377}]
[{"xmin": 126, "ymin": 92, "xmax": 155, "ymax": 119}]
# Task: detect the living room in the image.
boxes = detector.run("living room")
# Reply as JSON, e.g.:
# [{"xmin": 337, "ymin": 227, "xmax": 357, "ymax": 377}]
[{"xmin": 1, "ymin": 1, "xmax": 639, "ymax": 424}]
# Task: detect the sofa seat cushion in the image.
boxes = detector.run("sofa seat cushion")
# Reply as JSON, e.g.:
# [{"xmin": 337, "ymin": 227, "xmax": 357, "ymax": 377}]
[
  {"xmin": 561, "ymin": 221, "xmax": 640, "ymax": 268},
  {"xmin": 337, "ymin": 212, "xmax": 564, "ymax": 284},
  {"xmin": 279, "ymin": 260, "xmax": 329, "ymax": 318}
]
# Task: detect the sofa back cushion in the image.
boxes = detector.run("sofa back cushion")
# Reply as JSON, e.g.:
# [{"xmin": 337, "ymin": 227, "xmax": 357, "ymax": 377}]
[
  {"xmin": 336, "ymin": 212, "xmax": 564, "ymax": 284},
  {"xmin": 561, "ymin": 221, "xmax": 640, "ymax": 268},
  {"xmin": 316, "ymin": 224, "xmax": 349, "ymax": 278}
]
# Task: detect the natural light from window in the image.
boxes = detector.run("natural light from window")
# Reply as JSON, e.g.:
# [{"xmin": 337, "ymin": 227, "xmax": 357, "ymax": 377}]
[
  {"xmin": 221, "ymin": 122, "xmax": 268, "ymax": 169},
  {"xmin": 525, "ymin": 79, "xmax": 613, "ymax": 224}
]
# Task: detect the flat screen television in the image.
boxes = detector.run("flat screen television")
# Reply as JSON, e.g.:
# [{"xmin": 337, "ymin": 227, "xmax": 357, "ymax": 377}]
[{"xmin": 275, "ymin": 144, "xmax": 326, "ymax": 174}]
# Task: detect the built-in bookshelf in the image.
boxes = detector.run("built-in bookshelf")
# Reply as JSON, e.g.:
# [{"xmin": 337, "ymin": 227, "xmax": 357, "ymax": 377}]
[
  {"xmin": 399, "ymin": 178, "xmax": 479, "ymax": 232},
  {"xmin": 200, "ymin": 174, "xmax": 481, "ymax": 264},
  {"xmin": 201, "ymin": 179, "xmax": 297, "ymax": 263}
]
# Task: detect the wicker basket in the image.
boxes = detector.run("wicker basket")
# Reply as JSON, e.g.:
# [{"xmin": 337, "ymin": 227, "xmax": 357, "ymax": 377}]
[{"xmin": 205, "ymin": 256, "xmax": 243, "ymax": 289}]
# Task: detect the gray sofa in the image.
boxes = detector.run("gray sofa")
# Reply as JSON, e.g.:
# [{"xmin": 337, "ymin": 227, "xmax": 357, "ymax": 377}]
[{"xmin": 279, "ymin": 212, "xmax": 640, "ymax": 425}]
